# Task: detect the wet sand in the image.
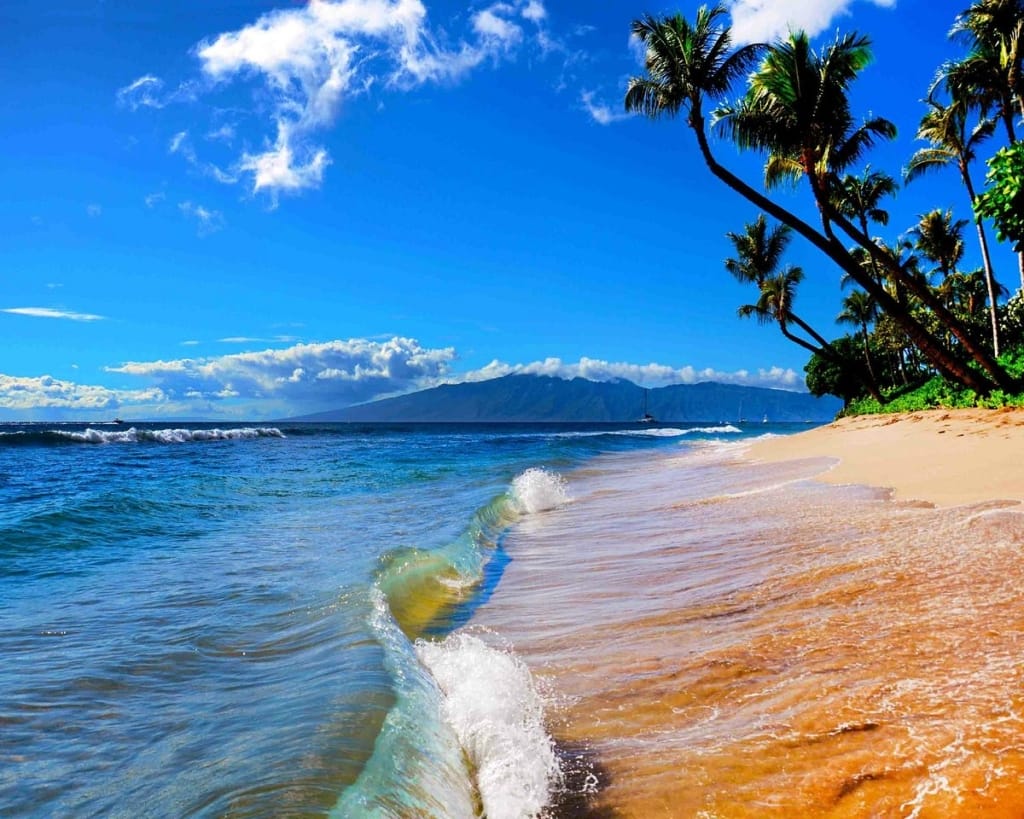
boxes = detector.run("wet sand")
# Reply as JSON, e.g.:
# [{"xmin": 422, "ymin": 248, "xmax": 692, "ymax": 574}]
[{"xmin": 472, "ymin": 414, "xmax": 1024, "ymax": 817}]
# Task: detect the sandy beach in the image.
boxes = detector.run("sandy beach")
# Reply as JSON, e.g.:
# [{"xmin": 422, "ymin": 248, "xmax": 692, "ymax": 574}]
[
  {"xmin": 472, "ymin": 412, "xmax": 1024, "ymax": 817},
  {"xmin": 749, "ymin": 408, "xmax": 1024, "ymax": 507}
]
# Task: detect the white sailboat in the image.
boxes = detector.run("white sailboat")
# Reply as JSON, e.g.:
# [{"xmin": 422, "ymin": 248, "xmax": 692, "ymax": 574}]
[{"xmin": 639, "ymin": 389, "xmax": 656, "ymax": 423}]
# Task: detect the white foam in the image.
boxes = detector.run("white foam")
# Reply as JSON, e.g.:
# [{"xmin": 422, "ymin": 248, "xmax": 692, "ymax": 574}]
[
  {"xmin": 52, "ymin": 427, "xmax": 285, "ymax": 444},
  {"xmin": 511, "ymin": 468, "xmax": 569, "ymax": 514},
  {"xmin": 416, "ymin": 632, "xmax": 559, "ymax": 819}
]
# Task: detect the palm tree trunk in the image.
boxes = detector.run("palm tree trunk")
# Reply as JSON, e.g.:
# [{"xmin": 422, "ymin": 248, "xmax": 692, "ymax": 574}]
[
  {"xmin": 963, "ymin": 168, "xmax": 1006, "ymax": 348},
  {"xmin": 788, "ymin": 312, "xmax": 835, "ymax": 353},
  {"xmin": 859, "ymin": 322, "xmax": 879, "ymax": 383},
  {"xmin": 688, "ymin": 115, "xmax": 1005, "ymax": 394}
]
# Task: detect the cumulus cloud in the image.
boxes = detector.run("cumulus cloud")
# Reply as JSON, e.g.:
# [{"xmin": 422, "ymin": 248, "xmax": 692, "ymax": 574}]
[
  {"xmin": 0, "ymin": 374, "xmax": 163, "ymax": 412},
  {"xmin": 132, "ymin": 0, "xmax": 551, "ymax": 200},
  {"xmin": 106, "ymin": 336, "xmax": 458, "ymax": 411},
  {"xmin": 0, "ymin": 338, "xmax": 804, "ymax": 420},
  {"xmin": 727, "ymin": 0, "xmax": 897, "ymax": 44},
  {"xmin": 2, "ymin": 307, "xmax": 106, "ymax": 322},
  {"xmin": 457, "ymin": 356, "xmax": 803, "ymax": 391},
  {"xmin": 179, "ymin": 201, "xmax": 225, "ymax": 235}
]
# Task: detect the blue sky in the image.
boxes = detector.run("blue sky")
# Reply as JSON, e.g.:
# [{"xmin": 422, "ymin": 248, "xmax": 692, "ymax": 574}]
[{"xmin": 2, "ymin": 0, "xmax": 1018, "ymax": 420}]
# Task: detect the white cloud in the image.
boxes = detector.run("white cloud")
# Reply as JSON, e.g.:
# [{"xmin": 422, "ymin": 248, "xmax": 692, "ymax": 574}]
[
  {"xmin": 144, "ymin": 192, "xmax": 166, "ymax": 208},
  {"xmin": 106, "ymin": 336, "xmax": 458, "ymax": 411},
  {"xmin": 727, "ymin": 0, "xmax": 898, "ymax": 44},
  {"xmin": 181, "ymin": 340, "xmax": 201, "ymax": 346},
  {"xmin": 116, "ymin": 75, "xmax": 166, "ymax": 109},
  {"xmin": 2, "ymin": 307, "xmax": 106, "ymax": 322},
  {"xmin": 168, "ymin": 131, "xmax": 237, "ymax": 184},
  {"xmin": 115, "ymin": 74, "xmax": 199, "ymax": 110},
  {"xmin": 456, "ymin": 356, "xmax": 802, "ymax": 390},
  {"xmin": 580, "ymin": 90, "xmax": 632, "ymax": 126},
  {"xmin": 134, "ymin": 0, "xmax": 553, "ymax": 199},
  {"xmin": 179, "ymin": 201, "xmax": 225, "ymax": 235},
  {"xmin": 86, "ymin": 203, "xmax": 102, "ymax": 218},
  {"xmin": 521, "ymin": 1, "xmax": 546, "ymax": 23},
  {"xmin": 206, "ymin": 124, "xmax": 236, "ymax": 142},
  {"xmin": 0, "ymin": 374, "xmax": 163, "ymax": 412},
  {"xmin": 473, "ymin": 6, "xmax": 523, "ymax": 45}
]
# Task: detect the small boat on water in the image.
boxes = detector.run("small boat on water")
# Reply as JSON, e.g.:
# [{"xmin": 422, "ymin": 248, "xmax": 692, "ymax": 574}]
[
  {"xmin": 639, "ymin": 389, "xmax": 656, "ymax": 423},
  {"xmin": 113, "ymin": 418, "xmax": 124, "ymax": 425}
]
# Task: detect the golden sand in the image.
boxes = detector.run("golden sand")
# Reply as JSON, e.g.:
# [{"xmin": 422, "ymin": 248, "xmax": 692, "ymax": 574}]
[
  {"xmin": 473, "ymin": 413, "xmax": 1024, "ymax": 818},
  {"xmin": 749, "ymin": 409, "xmax": 1024, "ymax": 507}
]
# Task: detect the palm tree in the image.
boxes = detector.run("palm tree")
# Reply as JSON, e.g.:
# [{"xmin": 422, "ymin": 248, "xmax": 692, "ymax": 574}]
[
  {"xmin": 726, "ymin": 215, "xmax": 885, "ymax": 401},
  {"xmin": 833, "ymin": 167, "xmax": 898, "ymax": 238},
  {"xmin": 725, "ymin": 216, "xmax": 835, "ymax": 350},
  {"xmin": 723, "ymin": 214, "xmax": 791, "ymax": 284},
  {"xmin": 625, "ymin": 8, "xmax": 1013, "ymax": 393},
  {"xmin": 945, "ymin": 0, "xmax": 1024, "ymax": 140},
  {"xmin": 736, "ymin": 266, "xmax": 830, "ymax": 354},
  {"xmin": 905, "ymin": 97, "xmax": 1006, "ymax": 348},
  {"xmin": 838, "ymin": 289, "xmax": 882, "ymax": 390},
  {"xmin": 715, "ymin": 32, "xmax": 897, "ymax": 236},
  {"xmin": 910, "ymin": 209, "xmax": 968, "ymax": 280},
  {"xmin": 711, "ymin": 26, "xmax": 1009, "ymax": 388}
]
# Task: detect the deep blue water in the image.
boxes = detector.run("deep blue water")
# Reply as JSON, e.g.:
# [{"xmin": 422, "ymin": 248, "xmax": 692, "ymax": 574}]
[{"xmin": 0, "ymin": 420, "xmax": 808, "ymax": 817}]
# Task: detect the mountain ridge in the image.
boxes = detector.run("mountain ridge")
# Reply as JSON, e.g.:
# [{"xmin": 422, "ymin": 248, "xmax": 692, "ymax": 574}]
[{"xmin": 289, "ymin": 374, "xmax": 841, "ymax": 422}]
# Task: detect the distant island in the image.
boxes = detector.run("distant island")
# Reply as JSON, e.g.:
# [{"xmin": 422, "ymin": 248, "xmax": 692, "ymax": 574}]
[{"xmin": 288, "ymin": 374, "xmax": 842, "ymax": 423}]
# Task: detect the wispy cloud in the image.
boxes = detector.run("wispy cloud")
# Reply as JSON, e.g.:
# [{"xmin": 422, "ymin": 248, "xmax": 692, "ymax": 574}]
[
  {"xmin": 116, "ymin": 75, "xmax": 166, "ymax": 110},
  {"xmin": 86, "ymin": 203, "xmax": 102, "ymax": 218},
  {"xmin": 179, "ymin": 201, "xmax": 225, "ymax": 235},
  {"xmin": 218, "ymin": 335, "xmax": 299, "ymax": 344},
  {"xmin": 144, "ymin": 192, "xmax": 166, "ymax": 208},
  {"xmin": 727, "ymin": 0, "xmax": 897, "ymax": 44},
  {"xmin": 2, "ymin": 307, "xmax": 106, "ymax": 322},
  {"xmin": 169, "ymin": 131, "xmax": 237, "ymax": 184},
  {"xmin": 580, "ymin": 90, "xmax": 632, "ymax": 125}
]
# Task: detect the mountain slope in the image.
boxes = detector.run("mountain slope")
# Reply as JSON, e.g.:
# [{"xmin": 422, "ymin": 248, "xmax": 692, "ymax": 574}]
[{"xmin": 290, "ymin": 374, "xmax": 841, "ymax": 422}]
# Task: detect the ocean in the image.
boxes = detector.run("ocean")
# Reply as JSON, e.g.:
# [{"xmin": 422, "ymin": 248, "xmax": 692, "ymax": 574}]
[{"xmin": 5, "ymin": 420, "xmax": 1020, "ymax": 817}]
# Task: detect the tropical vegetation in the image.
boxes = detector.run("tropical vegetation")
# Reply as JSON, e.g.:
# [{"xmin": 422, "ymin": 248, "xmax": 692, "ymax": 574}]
[{"xmin": 626, "ymin": 0, "xmax": 1024, "ymax": 413}]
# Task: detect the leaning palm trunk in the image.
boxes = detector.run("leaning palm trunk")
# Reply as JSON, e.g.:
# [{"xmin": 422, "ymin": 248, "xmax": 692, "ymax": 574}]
[
  {"xmin": 689, "ymin": 115, "xmax": 1007, "ymax": 393},
  {"xmin": 828, "ymin": 206, "xmax": 1009, "ymax": 382},
  {"xmin": 781, "ymin": 317, "xmax": 885, "ymax": 403}
]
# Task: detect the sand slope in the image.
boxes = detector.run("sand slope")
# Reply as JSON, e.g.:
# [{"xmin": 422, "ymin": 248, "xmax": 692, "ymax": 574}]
[{"xmin": 749, "ymin": 409, "xmax": 1024, "ymax": 507}]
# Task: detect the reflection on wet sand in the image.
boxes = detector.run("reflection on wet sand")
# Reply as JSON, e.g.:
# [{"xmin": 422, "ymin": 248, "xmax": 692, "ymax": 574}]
[{"xmin": 473, "ymin": 445, "xmax": 1024, "ymax": 817}]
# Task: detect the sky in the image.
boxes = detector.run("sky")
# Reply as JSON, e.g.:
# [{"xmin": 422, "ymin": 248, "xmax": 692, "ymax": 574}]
[{"xmin": 2, "ymin": 0, "xmax": 1019, "ymax": 420}]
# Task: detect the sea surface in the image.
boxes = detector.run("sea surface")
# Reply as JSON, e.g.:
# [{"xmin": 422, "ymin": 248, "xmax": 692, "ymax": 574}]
[
  {"xmin": 1, "ymin": 420, "xmax": 770, "ymax": 817},
  {"xmin": 6, "ymin": 420, "xmax": 1021, "ymax": 818}
]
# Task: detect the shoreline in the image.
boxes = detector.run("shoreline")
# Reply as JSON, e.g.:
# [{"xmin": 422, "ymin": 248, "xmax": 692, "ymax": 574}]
[{"xmin": 748, "ymin": 408, "xmax": 1024, "ymax": 508}]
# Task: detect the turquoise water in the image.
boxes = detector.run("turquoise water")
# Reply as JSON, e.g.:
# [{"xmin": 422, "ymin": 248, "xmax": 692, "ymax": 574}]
[{"xmin": 0, "ymin": 421, "xmax": 805, "ymax": 816}]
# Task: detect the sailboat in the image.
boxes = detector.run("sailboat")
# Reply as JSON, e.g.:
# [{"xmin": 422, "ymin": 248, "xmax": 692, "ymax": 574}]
[{"xmin": 639, "ymin": 388, "xmax": 656, "ymax": 423}]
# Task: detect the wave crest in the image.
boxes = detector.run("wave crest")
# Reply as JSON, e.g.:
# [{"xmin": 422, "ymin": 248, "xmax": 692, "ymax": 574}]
[
  {"xmin": 511, "ymin": 468, "xmax": 569, "ymax": 514},
  {"xmin": 416, "ymin": 632, "xmax": 559, "ymax": 819},
  {"xmin": 50, "ymin": 427, "xmax": 285, "ymax": 444}
]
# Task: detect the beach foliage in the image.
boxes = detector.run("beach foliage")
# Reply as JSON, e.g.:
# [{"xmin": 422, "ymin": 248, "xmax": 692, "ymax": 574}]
[
  {"xmin": 974, "ymin": 143, "xmax": 1024, "ymax": 252},
  {"xmin": 626, "ymin": 4, "xmax": 1020, "ymax": 398},
  {"xmin": 627, "ymin": 1, "xmax": 1024, "ymax": 409}
]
